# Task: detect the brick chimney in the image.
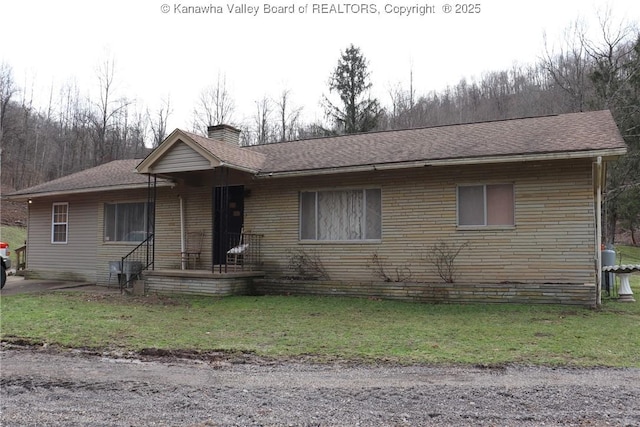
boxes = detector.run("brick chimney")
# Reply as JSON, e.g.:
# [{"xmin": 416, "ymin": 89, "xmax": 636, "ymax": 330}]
[{"xmin": 207, "ymin": 124, "xmax": 241, "ymax": 145}]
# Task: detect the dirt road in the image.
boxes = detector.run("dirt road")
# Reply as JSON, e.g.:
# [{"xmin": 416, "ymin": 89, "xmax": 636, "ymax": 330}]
[{"xmin": 1, "ymin": 345, "xmax": 639, "ymax": 426}]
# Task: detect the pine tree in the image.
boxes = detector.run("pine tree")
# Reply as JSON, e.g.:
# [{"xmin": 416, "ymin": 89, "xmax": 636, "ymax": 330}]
[{"xmin": 323, "ymin": 44, "xmax": 381, "ymax": 134}]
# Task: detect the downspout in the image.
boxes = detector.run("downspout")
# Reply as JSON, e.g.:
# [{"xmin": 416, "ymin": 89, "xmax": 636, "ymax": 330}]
[
  {"xmin": 27, "ymin": 199, "xmax": 32, "ymax": 270},
  {"xmin": 179, "ymin": 195, "xmax": 186, "ymax": 270},
  {"xmin": 595, "ymin": 156, "xmax": 603, "ymax": 307}
]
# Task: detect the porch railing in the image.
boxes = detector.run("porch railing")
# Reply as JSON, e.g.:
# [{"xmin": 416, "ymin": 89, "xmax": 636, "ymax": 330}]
[
  {"xmin": 224, "ymin": 232, "xmax": 263, "ymax": 272},
  {"xmin": 119, "ymin": 234, "xmax": 154, "ymax": 292},
  {"xmin": 15, "ymin": 244, "xmax": 27, "ymax": 271}
]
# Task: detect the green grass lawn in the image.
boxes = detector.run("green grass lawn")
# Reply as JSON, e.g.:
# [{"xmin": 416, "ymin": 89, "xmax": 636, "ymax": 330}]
[
  {"xmin": 1, "ymin": 242, "xmax": 639, "ymax": 367},
  {"xmin": 2, "ymin": 291, "xmax": 639, "ymax": 367},
  {"xmin": 616, "ymin": 245, "xmax": 640, "ymax": 264}
]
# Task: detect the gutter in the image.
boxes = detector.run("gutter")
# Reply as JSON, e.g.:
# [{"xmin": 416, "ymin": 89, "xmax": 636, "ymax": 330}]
[
  {"xmin": 215, "ymin": 161, "xmax": 262, "ymax": 176},
  {"xmin": 254, "ymin": 148, "xmax": 628, "ymax": 179},
  {"xmin": 139, "ymin": 162, "xmax": 261, "ymax": 178},
  {"xmin": 5, "ymin": 181, "xmax": 175, "ymax": 202}
]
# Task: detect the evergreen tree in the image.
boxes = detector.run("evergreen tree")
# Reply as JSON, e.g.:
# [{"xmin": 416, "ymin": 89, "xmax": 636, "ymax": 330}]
[{"xmin": 323, "ymin": 44, "xmax": 381, "ymax": 134}]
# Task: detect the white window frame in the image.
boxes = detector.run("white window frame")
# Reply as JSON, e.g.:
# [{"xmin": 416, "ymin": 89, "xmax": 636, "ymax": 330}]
[
  {"xmin": 299, "ymin": 188, "xmax": 382, "ymax": 242},
  {"xmin": 103, "ymin": 201, "xmax": 153, "ymax": 243},
  {"xmin": 51, "ymin": 202, "xmax": 69, "ymax": 244},
  {"xmin": 457, "ymin": 183, "xmax": 515, "ymax": 228}
]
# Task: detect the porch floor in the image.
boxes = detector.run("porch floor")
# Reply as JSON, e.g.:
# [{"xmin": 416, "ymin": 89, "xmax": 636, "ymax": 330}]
[{"xmin": 146, "ymin": 268, "xmax": 265, "ymax": 279}]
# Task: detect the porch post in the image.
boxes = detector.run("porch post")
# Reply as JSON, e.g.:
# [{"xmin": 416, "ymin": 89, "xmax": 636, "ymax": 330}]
[
  {"xmin": 179, "ymin": 195, "xmax": 186, "ymax": 270},
  {"xmin": 147, "ymin": 174, "xmax": 157, "ymax": 271},
  {"xmin": 152, "ymin": 175, "xmax": 156, "ymax": 270},
  {"xmin": 212, "ymin": 173, "xmax": 216, "ymax": 273},
  {"xmin": 212, "ymin": 167, "xmax": 230, "ymax": 273}
]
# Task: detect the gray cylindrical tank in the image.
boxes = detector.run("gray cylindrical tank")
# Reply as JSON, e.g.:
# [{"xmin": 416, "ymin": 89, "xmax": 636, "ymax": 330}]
[{"xmin": 601, "ymin": 249, "xmax": 616, "ymax": 293}]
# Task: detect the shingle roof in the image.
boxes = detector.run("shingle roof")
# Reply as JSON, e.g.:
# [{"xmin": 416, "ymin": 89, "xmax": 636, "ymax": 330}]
[
  {"xmin": 184, "ymin": 131, "xmax": 266, "ymax": 172},
  {"xmin": 6, "ymin": 159, "xmax": 168, "ymax": 199},
  {"xmin": 246, "ymin": 110, "xmax": 627, "ymax": 175},
  {"xmin": 7, "ymin": 110, "xmax": 627, "ymax": 199}
]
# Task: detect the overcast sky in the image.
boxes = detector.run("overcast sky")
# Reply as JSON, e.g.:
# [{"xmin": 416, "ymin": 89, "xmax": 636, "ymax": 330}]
[{"xmin": 2, "ymin": 0, "xmax": 639, "ymax": 131}]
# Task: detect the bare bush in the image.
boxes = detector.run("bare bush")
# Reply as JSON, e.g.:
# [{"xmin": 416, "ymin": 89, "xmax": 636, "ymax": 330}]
[
  {"xmin": 285, "ymin": 248, "xmax": 329, "ymax": 280},
  {"xmin": 425, "ymin": 241, "xmax": 468, "ymax": 283},
  {"xmin": 368, "ymin": 252, "xmax": 412, "ymax": 282}
]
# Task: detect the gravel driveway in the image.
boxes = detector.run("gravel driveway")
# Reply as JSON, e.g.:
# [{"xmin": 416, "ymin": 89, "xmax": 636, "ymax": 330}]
[{"xmin": 1, "ymin": 344, "xmax": 639, "ymax": 426}]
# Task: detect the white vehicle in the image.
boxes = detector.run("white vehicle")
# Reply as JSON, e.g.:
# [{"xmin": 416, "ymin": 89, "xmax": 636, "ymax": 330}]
[{"xmin": 1, "ymin": 242, "xmax": 11, "ymax": 289}]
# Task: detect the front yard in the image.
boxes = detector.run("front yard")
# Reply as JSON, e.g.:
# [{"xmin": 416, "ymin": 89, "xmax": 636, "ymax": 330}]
[
  {"xmin": 1, "ymin": 289, "xmax": 639, "ymax": 367},
  {"xmin": 2, "ymin": 238, "xmax": 639, "ymax": 367}
]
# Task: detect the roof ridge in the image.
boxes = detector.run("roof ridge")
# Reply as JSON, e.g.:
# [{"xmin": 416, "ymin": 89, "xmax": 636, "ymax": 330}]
[
  {"xmin": 242, "ymin": 113, "xmax": 570, "ymax": 148},
  {"xmin": 242, "ymin": 110, "xmax": 611, "ymax": 149}
]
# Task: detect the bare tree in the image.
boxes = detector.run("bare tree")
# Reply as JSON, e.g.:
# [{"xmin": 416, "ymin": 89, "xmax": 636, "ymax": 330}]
[
  {"xmin": 16, "ymin": 73, "xmax": 38, "ymax": 187},
  {"xmin": 90, "ymin": 58, "xmax": 131, "ymax": 165},
  {"xmin": 387, "ymin": 82, "xmax": 412, "ymax": 129},
  {"xmin": 56, "ymin": 80, "xmax": 82, "ymax": 176},
  {"xmin": 148, "ymin": 95, "xmax": 172, "ymax": 147},
  {"xmin": 57, "ymin": 79, "xmax": 93, "ymax": 175},
  {"xmin": 253, "ymin": 96, "xmax": 272, "ymax": 145},
  {"xmin": 275, "ymin": 89, "xmax": 302, "ymax": 141},
  {"xmin": 125, "ymin": 107, "xmax": 149, "ymax": 158},
  {"xmin": 581, "ymin": 8, "xmax": 637, "ymax": 110},
  {"xmin": 0, "ymin": 62, "xmax": 17, "ymax": 148},
  {"xmin": 192, "ymin": 72, "xmax": 235, "ymax": 134},
  {"xmin": 1, "ymin": 58, "xmax": 150, "ymax": 191},
  {"xmin": 387, "ymin": 66, "xmax": 418, "ymax": 130},
  {"xmin": 542, "ymin": 20, "xmax": 592, "ymax": 112},
  {"xmin": 580, "ymin": 11, "xmax": 640, "ymax": 244}
]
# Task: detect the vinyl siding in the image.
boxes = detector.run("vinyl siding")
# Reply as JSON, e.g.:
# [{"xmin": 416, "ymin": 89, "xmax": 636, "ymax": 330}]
[
  {"xmin": 26, "ymin": 195, "xmax": 100, "ymax": 281},
  {"xmin": 26, "ymin": 180, "xmax": 243, "ymax": 285},
  {"xmin": 151, "ymin": 141, "xmax": 214, "ymax": 173},
  {"xmin": 95, "ymin": 189, "xmax": 159, "ymax": 285},
  {"xmin": 243, "ymin": 158, "xmax": 596, "ymax": 285}
]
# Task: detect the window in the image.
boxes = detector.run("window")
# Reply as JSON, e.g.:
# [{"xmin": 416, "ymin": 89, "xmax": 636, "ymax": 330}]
[
  {"xmin": 300, "ymin": 189, "xmax": 382, "ymax": 241},
  {"xmin": 104, "ymin": 202, "xmax": 153, "ymax": 242},
  {"xmin": 457, "ymin": 184, "xmax": 514, "ymax": 226},
  {"xmin": 52, "ymin": 203, "xmax": 69, "ymax": 243}
]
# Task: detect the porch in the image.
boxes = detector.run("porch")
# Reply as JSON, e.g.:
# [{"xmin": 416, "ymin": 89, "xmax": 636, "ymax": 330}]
[
  {"xmin": 126, "ymin": 125, "xmax": 266, "ymax": 290},
  {"xmin": 118, "ymin": 230, "xmax": 264, "ymax": 294}
]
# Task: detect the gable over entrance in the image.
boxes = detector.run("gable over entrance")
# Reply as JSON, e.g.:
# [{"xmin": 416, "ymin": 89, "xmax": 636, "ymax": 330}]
[
  {"xmin": 151, "ymin": 141, "xmax": 220, "ymax": 173},
  {"xmin": 137, "ymin": 127, "xmax": 266, "ymax": 176}
]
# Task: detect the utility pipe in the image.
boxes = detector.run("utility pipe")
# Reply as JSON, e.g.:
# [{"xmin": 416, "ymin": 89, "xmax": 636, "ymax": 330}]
[{"xmin": 595, "ymin": 156, "xmax": 603, "ymax": 307}]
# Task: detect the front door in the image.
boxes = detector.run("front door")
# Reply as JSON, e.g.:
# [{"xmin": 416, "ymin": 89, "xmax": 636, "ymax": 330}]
[{"xmin": 213, "ymin": 185, "xmax": 244, "ymax": 265}]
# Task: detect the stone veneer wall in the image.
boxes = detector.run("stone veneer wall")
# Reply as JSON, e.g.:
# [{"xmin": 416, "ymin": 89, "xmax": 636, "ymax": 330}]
[
  {"xmin": 255, "ymin": 279, "xmax": 596, "ymax": 306},
  {"xmin": 144, "ymin": 270, "xmax": 264, "ymax": 296}
]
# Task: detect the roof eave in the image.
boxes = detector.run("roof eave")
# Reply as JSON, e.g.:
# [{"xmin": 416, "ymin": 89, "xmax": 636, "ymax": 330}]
[
  {"xmin": 220, "ymin": 162, "xmax": 261, "ymax": 175},
  {"xmin": 5, "ymin": 181, "xmax": 175, "ymax": 202},
  {"xmin": 138, "ymin": 162, "xmax": 260, "ymax": 177},
  {"xmin": 255, "ymin": 148, "xmax": 628, "ymax": 179}
]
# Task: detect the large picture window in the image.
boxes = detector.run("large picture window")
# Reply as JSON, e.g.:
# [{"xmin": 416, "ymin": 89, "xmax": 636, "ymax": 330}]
[
  {"xmin": 457, "ymin": 184, "xmax": 514, "ymax": 226},
  {"xmin": 300, "ymin": 189, "xmax": 382, "ymax": 241},
  {"xmin": 104, "ymin": 202, "xmax": 153, "ymax": 242},
  {"xmin": 51, "ymin": 203, "xmax": 69, "ymax": 243}
]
